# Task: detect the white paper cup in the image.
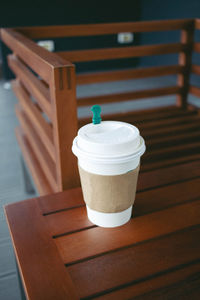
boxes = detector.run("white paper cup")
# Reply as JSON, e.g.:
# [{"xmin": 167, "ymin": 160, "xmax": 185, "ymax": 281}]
[{"xmin": 72, "ymin": 121, "xmax": 145, "ymax": 227}]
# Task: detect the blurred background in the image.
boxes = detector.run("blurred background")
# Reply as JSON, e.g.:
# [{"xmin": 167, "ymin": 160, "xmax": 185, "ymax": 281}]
[{"xmin": 0, "ymin": 0, "xmax": 200, "ymax": 298}]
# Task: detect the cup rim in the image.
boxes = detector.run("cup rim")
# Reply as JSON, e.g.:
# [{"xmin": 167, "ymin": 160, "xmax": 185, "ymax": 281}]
[{"xmin": 72, "ymin": 137, "xmax": 146, "ymax": 164}]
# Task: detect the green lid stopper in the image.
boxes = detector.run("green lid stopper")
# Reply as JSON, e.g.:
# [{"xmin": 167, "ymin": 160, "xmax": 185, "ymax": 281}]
[{"xmin": 91, "ymin": 105, "xmax": 102, "ymax": 125}]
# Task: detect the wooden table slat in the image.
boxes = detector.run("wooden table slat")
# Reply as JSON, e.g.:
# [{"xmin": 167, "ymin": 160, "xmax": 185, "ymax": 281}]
[
  {"xmin": 67, "ymin": 226, "xmax": 200, "ymax": 298},
  {"xmin": 55, "ymin": 200, "xmax": 200, "ymax": 265},
  {"xmin": 135, "ymin": 177, "xmax": 200, "ymax": 216},
  {"xmin": 44, "ymin": 177, "xmax": 200, "ymax": 237},
  {"xmin": 95, "ymin": 262, "xmax": 200, "ymax": 300},
  {"xmin": 138, "ymin": 159, "xmax": 200, "ymax": 190},
  {"xmin": 141, "ymin": 152, "xmax": 200, "ymax": 172}
]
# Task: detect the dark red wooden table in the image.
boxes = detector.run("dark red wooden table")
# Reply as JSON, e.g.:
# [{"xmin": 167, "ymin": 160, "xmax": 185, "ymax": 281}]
[{"xmin": 5, "ymin": 160, "xmax": 200, "ymax": 299}]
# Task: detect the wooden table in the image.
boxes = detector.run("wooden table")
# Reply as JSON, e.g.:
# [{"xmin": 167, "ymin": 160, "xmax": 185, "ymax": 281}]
[{"xmin": 5, "ymin": 160, "xmax": 200, "ymax": 300}]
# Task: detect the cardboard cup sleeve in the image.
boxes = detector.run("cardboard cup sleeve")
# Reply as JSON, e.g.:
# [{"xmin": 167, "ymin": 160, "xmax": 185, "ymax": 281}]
[{"xmin": 78, "ymin": 165, "xmax": 140, "ymax": 213}]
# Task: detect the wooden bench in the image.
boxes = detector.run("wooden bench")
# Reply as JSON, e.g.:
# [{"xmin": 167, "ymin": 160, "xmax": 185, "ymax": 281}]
[
  {"xmin": 1, "ymin": 18, "xmax": 200, "ymax": 195},
  {"xmin": 4, "ymin": 160, "xmax": 200, "ymax": 299}
]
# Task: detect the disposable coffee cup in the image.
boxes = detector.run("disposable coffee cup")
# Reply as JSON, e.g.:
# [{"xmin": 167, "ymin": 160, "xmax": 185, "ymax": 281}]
[{"xmin": 72, "ymin": 105, "xmax": 145, "ymax": 227}]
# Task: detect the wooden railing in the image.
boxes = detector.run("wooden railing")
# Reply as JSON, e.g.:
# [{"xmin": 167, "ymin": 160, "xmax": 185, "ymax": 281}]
[
  {"xmin": 0, "ymin": 27, "xmax": 79, "ymax": 194},
  {"xmin": 1, "ymin": 18, "xmax": 200, "ymax": 194}
]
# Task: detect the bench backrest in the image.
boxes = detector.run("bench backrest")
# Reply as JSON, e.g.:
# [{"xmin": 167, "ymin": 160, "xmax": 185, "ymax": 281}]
[{"xmin": 1, "ymin": 19, "xmax": 200, "ymax": 194}]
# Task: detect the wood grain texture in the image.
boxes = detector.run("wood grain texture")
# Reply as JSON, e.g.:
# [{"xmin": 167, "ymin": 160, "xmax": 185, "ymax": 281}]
[
  {"xmin": 58, "ymin": 43, "xmax": 189, "ymax": 62},
  {"xmin": 45, "ymin": 206, "xmax": 93, "ymax": 237},
  {"xmin": 38, "ymin": 187, "xmax": 84, "ymax": 215},
  {"xmin": 77, "ymin": 65, "xmax": 184, "ymax": 85},
  {"xmin": 4, "ymin": 198, "xmax": 79, "ymax": 300},
  {"xmin": 12, "ymin": 80, "xmax": 55, "ymax": 162},
  {"xmin": 95, "ymin": 262, "xmax": 200, "ymax": 300},
  {"xmin": 50, "ymin": 65, "xmax": 80, "ymax": 190},
  {"xmin": 135, "ymin": 177, "xmax": 200, "ymax": 216},
  {"xmin": 16, "ymin": 19, "xmax": 193, "ymax": 39},
  {"xmin": 138, "ymin": 159, "xmax": 200, "ymax": 190},
  {"xmin": 67, "ymin": 226, "xmax": 200, "ymax": 298},
  {"xmin": 8, "ymin": 54, "xmax": 52, "ymax": 119},
  {"xmin": 133, "ymin": 270, "xmax": 200, "ymax": 300},
  {"xmin": 55, "ymin": 201, "xmax": 200, "ymax": 266},
  {"xmin": 15, "ymin": 127, "xmax": 53, "ymax": 195}
]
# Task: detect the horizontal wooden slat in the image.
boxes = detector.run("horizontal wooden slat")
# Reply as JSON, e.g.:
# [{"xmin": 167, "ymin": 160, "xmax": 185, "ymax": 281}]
[
  {"xmin": 195, "ymin": 18, "xmax": 200, "ymax": 30},
  {"xmin": 12, "ymin": 80, "xmax": 55, "ymax": 162},
  {"xmin": 38, "ymin": 188, "xmax": 84, "ymax": 215},
  {"xmin": 132, "ymin": 271, "xmax": 200, "ymax": 300},
  {"xmin": 0, "ymin": 28, "xmax": 72, "ymax": 83},
  {"xmin": 78, "ymin": 106, "xmax": 196, "ymax": 128},
  {"xmin": 16, "ymin": 106, "xmax": 57, "ymax": 192},
  {"xmin": 140, "ymin": 115, "xmax": 200, "ymax": 132},
  {"xmin": 45, "ymin": 206, "xmax": 93, "ymax": 237},
  {"xmin": 138, "ymin": 159, "xmax": 200, "ymax": 191},
  {"xmin": 16, "ymin": 19, "xmax": 193, "ymax": 39},
  {"xmin": 189, "ymin": 85, "xmax": 200, "ymax": 97},
  {"xmin": 95, "ymin": 262, "xmax": 200, "ymax": 300},
  {"xmin": 15, "ymin": 127, "xmax": 53, "ymax": 195},
  {"xmin": 191, "ymin": 64, "xmax": 200, "ymax": 76},
  {"xmin": 55, "ymin": 201, "xmax": 200, "ymax": 267},
  {"xmin": 104, "ymin": 106, "xmax": 196, "ymax": 123},
  {"xmin": 67, "ymin": 226, "xmax": 200, "ymax": 299},
  {"xmin": 135, "ymin": 177, "xmax": 200, "ymax": 216},
  {"xmin": 142, "ymin": 119, "xmax": 200, "ymax": 138},
  {"xmin": 77, "ymin": 65, "xmax": 184, "ymax": 85},
  {"xmin": 78, "ymin": 86, "xmax": 181, "ymax": 107},
  {"xmin": 8, "ymin": 54, "xmax": 52, "ymax": 119},
  {"xmin": 144, "ymin": 140, "xmax": 200, "ymax": 163},
  {"xmin": 47, "ymin": 177, "xmax": 200, "ymax": 238},
  {"xmin": 141, "ymin": 153, "xmax": 200, "ymax": 172},
  {"xmin": 58, "ymin": 43, "xmax": 188, "ymax": 63},
  {"xmin": 147, "ymin": 130, "xmax": 200, "ymax": 150}
]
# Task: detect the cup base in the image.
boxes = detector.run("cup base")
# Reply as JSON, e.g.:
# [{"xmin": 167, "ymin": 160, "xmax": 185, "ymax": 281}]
[{"xmin": 86, "ymin": 205, "xmax": 132, "ymax": 228}]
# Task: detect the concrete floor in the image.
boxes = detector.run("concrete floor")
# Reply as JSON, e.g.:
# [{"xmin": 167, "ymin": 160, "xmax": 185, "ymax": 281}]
[
  {"xmin": 0, "ymin": 79, "xmax": 37, "ymax": 300},
  {"xmin": 0, "ymin": 76, "xmax": 199, "ymax": 299}
]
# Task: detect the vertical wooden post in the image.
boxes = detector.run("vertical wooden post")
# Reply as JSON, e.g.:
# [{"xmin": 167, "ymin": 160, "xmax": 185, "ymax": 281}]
[
  {"xmin": 50, "ymin": 63, "xmax": 80, "ymax": 191},
  {"xmin": 176, "ymin": 22, "xmax": 195, "ymax": 108}
]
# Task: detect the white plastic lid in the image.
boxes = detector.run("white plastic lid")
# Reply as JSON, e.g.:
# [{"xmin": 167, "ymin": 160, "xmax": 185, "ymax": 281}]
[{"xmin": 72, "ymin": 121, "xmax": 145, "ymax": 161}]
